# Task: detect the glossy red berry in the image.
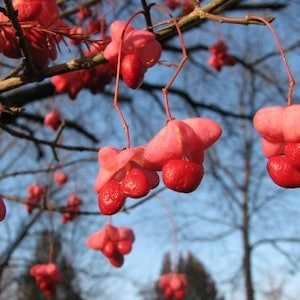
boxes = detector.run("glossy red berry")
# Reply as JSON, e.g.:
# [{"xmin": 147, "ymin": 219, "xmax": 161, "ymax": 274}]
[
  {"xmin": 120, "ymin": 168, "xmax": 151, "ymax": 198},
  {"xmin": 121, "ymin": 53, "xmax": 146, "ymax": 89},
  {"xmin": 284, "ymin": 142, "xmax": 300, "ymax": 168},
  {"xmin": 267, "ymin": 156, "xmax": 300, "ymax": 188},
  {"xmin": 98, "ymin": 179, "xmax": 126, "ymax": 215},
  {"xmin": 162, "ymin": 159, "xmax": 204, "ymax": 192}
]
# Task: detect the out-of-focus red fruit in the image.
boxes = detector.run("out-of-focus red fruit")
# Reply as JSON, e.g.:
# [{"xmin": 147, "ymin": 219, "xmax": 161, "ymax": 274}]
[
  {"xmin": 54, "ymin": 171, "xmax": 68, "ymax": 185},
  {"xmin": 117, "ymin": 240, "xmax": 133, "ymax": 255},
  {"xmin": 44, "ymin": 109, "xmax": 61, "ymax": 131},
  {"xmin": 86, "ymin": 224, "xmax": 135, "ymax": 268},
  {"xmin": 109, "ymin": 252, "xmax": 124, "ymax": 268}
]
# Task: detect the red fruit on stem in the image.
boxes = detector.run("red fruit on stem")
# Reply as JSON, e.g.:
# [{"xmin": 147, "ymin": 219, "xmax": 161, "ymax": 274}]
[
  {"xmin": 121, "ymin": 53, "xmax": 146, "ymax": 89},
  {"xmin": 267, "ymin": 156, "xmax": 300, "ymax": 188},
  {"xmin": 162, "ymin": 160, "xmax": 204, "ymax": 193},
  {"xmin": 98, "ymin": 179, "xmax": 126, "ymax": 215},
  {"xmin": 284, "ymin": 142, "xmax": 300, "ymax": 168},
  {"xmin": 120, "ymin": 168, "xmax": 151, "ymax": 198},
  {"xmin": 44, "ymin": 109, "xmax": 61, "ymax": 131}
]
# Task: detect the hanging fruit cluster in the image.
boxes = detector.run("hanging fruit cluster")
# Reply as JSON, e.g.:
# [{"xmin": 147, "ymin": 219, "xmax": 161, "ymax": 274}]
[
  {"xmin": 159, "ymin": 272, "xmax": 188, "ymax": 300},
  {"xmin": 86, "ymin": 224, "xmax": 135, "ymax": 267},
  {"xmin": 254, "ymin": 105, "xmax": 300, "ymax": 187},
  {"xmin": 30, "ymin": 263, "xmax": 62, "ymax": 296}
]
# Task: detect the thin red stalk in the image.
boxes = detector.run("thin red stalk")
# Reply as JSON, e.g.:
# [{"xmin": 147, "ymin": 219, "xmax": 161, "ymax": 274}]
[
  {"xmin": 247, "ymin": 15, "xmax": 295, "ymax": 106},
  {"xmin": 112, "ymin": 10, "xmax": 144, "ymax": 148},
  {"xmin": 48, "ymin": 210, "xmax": 55, "ymax": 263},
  {"xmin": 158, "ymin": 197, "xmax": 178, "ymax": 272},
  {"xmin": 154, "ymin": 4, "xmax": 188, "ymax": 121}
]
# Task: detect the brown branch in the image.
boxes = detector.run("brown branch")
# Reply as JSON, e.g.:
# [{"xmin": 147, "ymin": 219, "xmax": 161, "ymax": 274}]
[
  {"xmin": 3, "ymin": 0, "xmax": 35, "ymax": 73},
  {"xmin": 0, "ymin": 123, "xmax": 98, "ymax": 152},
  {"xmin": 0, "ymin": 2, "xmax": 277, "ymax": 94},
  {"xmin": 0, "ymin": 157, "xmax": 95, "ymax": 180},
  {"xmin": 0, "ymin": 210, "xmax": 42, "ymax": 279}
]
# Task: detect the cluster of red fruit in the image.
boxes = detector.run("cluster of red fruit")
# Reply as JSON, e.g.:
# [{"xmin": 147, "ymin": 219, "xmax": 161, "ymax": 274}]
[
  {"xmin": 159, "ymin": 272, "xmax": 188, "ymax": 300},
  {"xmin": 67, "ymin": 4, "xmax": 107, "ymax": 44},
  {"xmin": 94, "ymin": 117, "xmax": 221, "ymax": 215},
  {"xmin": 207, "ymin": 40, "xmax": 236, "ymax": 72},
  {"xmin": 103, "ymin": 21, "xmax": 162, "ymax": 89},
  {"xmin": 94, "ymin": 146, "xmax": 159, "ymax": 215},
  {"xmin": 51, "ymin": 40, "xmax": 114, "ymax": 99},
  {"xmin": 61, "ymin": 193, "xmax": 83, "ymax": 224},
  {"xmin": 165, "ymin": 0, "xmax": 199, "ymax": 14},
  {"xmin": 254, "ymin": 105, "xmax": 300, "ymax": 188},
  {"xmin": 44, "ymin": 108, "xmax": 61, "ymax": 131},
  {"xmin": 0, "ymin": 195, "xmax": 6, "ymax": 221},
  {"xmin": 25, "ymin": 183, "xmax": 45, "ymax": 214},
  {"xmin": 0, "ymin": 0, "xmax": 66, "ymax": 68},
  {"xmin": 144, "ymin": 118, "xmax": 222, "ymax": 191},
  {"xmin": 86, "ymin": 223, "xmax": 135, "ymax": 267},
  {"xmin": 75, "ymin": 6, "xmax": 106, "ymax": 36},
  {"xmin": 30, "ymin": 263, "xmax": 62, "ymax": 297}
]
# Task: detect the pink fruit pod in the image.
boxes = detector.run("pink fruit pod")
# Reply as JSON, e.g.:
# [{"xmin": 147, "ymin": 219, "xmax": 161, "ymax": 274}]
[
  {"xmin": 282, "ymin": 104, "xmax": 300, "ymax": 142},
  {"xmin": 159, "ymin": 274, "xmax": 170, "ymax": 288},
  {"xmin": 103, "ymin": 21, "xmax": 134, "ymax": 61},
  {"xmin": 261, "ymin": 138, "xmax": 285, "ymax": 158},
  {"xmin": 253, "ymin": 106, "xmax": 285, "ymax": 142},
  {"xmin": 86, "ymin": 230, "xmax": 108, "ymax": 251},
  {"xmin": 183, "ymin": 117, "xmax": 222, "ymax": 150},
  {"xmin": 105, "ymin": 224, "xmax": 121, "ymax": 242},
  {"xmin": 144, "ymin": 119, "xmax": 206, "ymax": 170},
  {"xmin": 169, "ymin": 274, "xmax": 183, "ymax": 290},
  {"xmin": 123, "ymin": 30, "xmax": 162, "ymax": 67},
  {"xmin": 94, "ymin": 146, "xmax": 145, "ymax": 193},
  {"xmin": 117, "ymin": 227, "xmax": 135, "ymax": 243}
]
